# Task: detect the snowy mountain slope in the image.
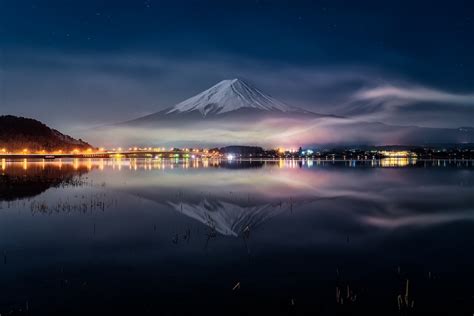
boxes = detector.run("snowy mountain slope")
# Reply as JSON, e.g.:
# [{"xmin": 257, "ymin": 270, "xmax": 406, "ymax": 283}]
[
  {"xmin": 165, "ymin": 78, "xmax": 307, "ymax": 116},
  {"xmin": 120, "ymin": 79, "xmax": 332, "ymax": 126}
]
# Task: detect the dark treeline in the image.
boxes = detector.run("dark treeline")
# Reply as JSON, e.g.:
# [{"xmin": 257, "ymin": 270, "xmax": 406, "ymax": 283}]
[{"xmin": 0, "ymin": 115, "xmax": 92, "ymax": 152}]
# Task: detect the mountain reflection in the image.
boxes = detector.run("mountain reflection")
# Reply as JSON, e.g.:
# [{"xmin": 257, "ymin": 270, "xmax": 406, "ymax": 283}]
[
  {"xmin": 1, "ymin": 158, "xmax": 473, "ymax": 237},
  {"xmin": 0, "ymin": 159, "xmax": 92, "ymax": 201},
  {"xmin": 168, "ymin": 199, "xmax": 293, "ymax": 236},
  {"xmin": 1, "ymin": 158, "xmax": 473, "ymax": 315}
]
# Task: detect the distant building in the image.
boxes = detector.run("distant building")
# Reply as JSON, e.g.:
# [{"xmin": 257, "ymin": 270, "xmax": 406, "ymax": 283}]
[{"xmin": 379, "ymin": 150, "xmax": 417, "ymax": 158}]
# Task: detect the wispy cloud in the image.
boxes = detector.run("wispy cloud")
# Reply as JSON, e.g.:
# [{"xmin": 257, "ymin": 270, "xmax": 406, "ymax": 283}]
[
  {"xmin": 355, "ymin": 85, "xmax": 474, "ymax": 105},
  {"xmin": 3, "ymin": 49, "xmax": 474, "ymax": 134}
]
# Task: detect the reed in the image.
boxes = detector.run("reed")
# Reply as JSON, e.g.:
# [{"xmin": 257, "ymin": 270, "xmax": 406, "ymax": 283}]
[{"xmin": 397, "ymin": 279, "xmax": 415, "ymax": 312}]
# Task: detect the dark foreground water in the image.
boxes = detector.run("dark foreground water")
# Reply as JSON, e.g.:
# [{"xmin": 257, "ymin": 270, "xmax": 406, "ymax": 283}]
[{"xmin": 0, "ymin": 158, "xmax": 473, "ymax": 315}]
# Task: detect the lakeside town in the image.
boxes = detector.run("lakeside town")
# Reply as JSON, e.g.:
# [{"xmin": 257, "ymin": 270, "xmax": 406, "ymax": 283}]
[{"xmin": 1, "ymin": 144, "xmax": 473, "ymax": 160}]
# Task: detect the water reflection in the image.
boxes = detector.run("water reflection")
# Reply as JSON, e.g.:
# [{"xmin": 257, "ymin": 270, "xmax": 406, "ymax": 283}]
[
  {"xmin": 2, "ymin": 158, "xmax": 472, "ymax": 233},
  {"xmin": 1, "ymin": 158, "xmax": 474, "ymax": 315},
  {"xmin": 0, "ymin": 159, "xmax": 92, "ymax": 201},
  {"xmin": 168, "ymin": 199, "xmax": 293, "ymax": 237}
]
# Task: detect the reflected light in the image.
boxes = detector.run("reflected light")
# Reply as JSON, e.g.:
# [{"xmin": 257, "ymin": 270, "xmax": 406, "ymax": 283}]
[{"xmin": 380, "ymin": 158, "xmax": 417, "ymax": 167}]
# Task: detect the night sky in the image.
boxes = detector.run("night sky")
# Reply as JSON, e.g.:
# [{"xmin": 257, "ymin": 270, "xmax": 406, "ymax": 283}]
[{"xmin": 1, "ymin": 0, "xmax": 474, "ymax": 133}]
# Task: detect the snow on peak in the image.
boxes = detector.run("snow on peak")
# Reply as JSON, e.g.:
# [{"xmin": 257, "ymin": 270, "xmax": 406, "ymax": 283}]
[{"xmin": 166, "ymin": 78, "xmax": 296, "ymax": 116}]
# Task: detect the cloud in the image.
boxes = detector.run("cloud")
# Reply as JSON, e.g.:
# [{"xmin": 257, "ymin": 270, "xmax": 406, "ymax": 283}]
[
  {"xmin": 1, "ymin": 49, "xmax": 384, "ymax": 127},
  {"xmin": 2, "ymin": 49, "xmax": 474, "ymax": 136},
  {"xmin": 355, "ymin": 85, "xmax": 474, "ymax": 105}
]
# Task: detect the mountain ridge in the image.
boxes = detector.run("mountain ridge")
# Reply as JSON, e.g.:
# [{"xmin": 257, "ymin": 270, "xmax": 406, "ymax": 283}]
[
  {"xmin": 165, "ymin": 78, "xmax": 307, "ymax": 116},
  {"xmin": 121, "ymin": 78, "xmax": 335, "ymax": 126},
  {"xmin": 0, "ymin": 115, "xmax": 92, "ymax": 152}
]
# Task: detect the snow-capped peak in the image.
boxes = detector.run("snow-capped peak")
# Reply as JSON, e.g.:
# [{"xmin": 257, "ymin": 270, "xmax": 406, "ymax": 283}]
[{"xmin": 165, "ymin": 78, "xmax": 298, "ymax": 116}]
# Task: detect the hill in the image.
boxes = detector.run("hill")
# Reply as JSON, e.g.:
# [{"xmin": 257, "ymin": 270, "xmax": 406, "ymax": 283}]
[{"xmin": 0, "ymin": 115, "xmax": 92, "ymax": 152}]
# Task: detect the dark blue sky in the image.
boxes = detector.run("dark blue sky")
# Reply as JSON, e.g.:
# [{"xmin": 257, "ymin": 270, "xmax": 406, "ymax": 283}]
[{"xmin": 1, "ymin": 0, "xmax": 474, "ymax": 131}]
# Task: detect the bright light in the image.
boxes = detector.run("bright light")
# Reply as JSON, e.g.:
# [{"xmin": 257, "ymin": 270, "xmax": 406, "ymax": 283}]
[
  {"xmin": 227, "ymin": 154, "xmax": 234, "ymax": 160},
  {"xmin": 380, "ymin": 151, "xmax": 415, "ymax": 158}
]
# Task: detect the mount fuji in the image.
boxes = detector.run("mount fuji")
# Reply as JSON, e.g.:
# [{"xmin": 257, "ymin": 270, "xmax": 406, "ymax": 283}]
[
  {"xmin": 97, "ymin": 79, "xmax": 474, "ymax": 147},
  {"xmin": 123, "ymin": 78, "xmax": 333, "ymax": 126},
  {"xmin": 166, "ymin": 78, "xmax": 303, "ymax": 116}
]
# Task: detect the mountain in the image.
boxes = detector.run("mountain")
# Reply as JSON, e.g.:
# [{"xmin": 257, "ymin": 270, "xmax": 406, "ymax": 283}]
[
  {"xmin": 123, "ymin": 79, "xmax": 333, "ymax": 126},
  {"xmin": 96, "ymin": 79, "xmax": 474, "ymax": 147},
  {"xmin": 0, "ymin": 115, "xmax": 92, "ymax": 152},
  {"xmin": 165, "ymin": 78, "xmax": 307, "ymax": 116}
]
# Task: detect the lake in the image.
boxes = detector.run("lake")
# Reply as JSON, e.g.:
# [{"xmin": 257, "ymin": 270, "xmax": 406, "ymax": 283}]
[{"xmin": 1, "ymin": 158, "xmax": 473, "ymax": 315}]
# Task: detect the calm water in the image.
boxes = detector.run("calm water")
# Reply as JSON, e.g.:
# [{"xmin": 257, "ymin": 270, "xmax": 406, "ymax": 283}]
[{"xmin": 1, "ymin": 158, "xmax": 474, "ymax": 315}]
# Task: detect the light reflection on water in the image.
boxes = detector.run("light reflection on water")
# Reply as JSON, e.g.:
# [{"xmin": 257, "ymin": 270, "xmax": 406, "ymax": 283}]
[
  {"xmin": 0, "ymin": 158, "xmax": 474, "ymax": 315},
  {"xmin": 3, "ymin": 157, "xmax": 474, "ymax": 172}
]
